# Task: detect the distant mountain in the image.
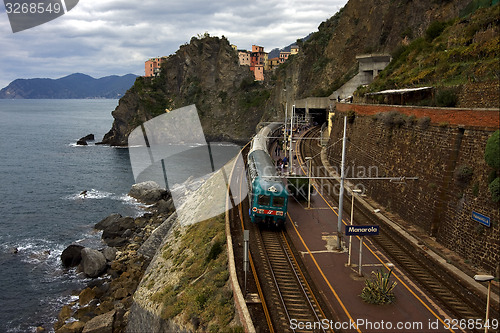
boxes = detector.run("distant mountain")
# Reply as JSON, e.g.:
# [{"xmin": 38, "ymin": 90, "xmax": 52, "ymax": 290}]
[
  {"xmin": 268, "ymin": 33, "xmax": 312, "ymax": 59},
  {"xmin": 0, "ymin": 73, "xmax": 138, "ymax": 99}
]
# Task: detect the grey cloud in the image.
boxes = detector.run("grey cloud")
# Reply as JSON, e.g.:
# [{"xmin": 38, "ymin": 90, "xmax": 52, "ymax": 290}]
[{"xmin": 0, "ymin": 0, "xmax": 346, "ymax": 88}]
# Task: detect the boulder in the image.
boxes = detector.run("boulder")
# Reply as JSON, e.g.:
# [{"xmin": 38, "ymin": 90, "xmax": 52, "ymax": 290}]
[
  {"xmin": 103, "ymin": 237, "xmax": 129, "ymax": 248},
  {"xmin": 154, "ymin": 198, "xmax": 176, "ymax": 214},
  {"xmin": 61, "ymin": 244, "xmax": 84, "ymax": 267},
  {"xmin": 128, "ymin": 181, "xmax": 170, "ymax": 204},
  {"xmin": 55, "ymin": 321, "xmax": 85, "ymax": 333},
  {"xmin": 81, "ymin": 134, "xmax": 95, "ymax": 141},
  {"xmin": 80, "ymin": 248, "xmax": 107, "ymax": 278},
  {"xmin": 96, "ymin": 214, "xmax": 135, "ymax": 238},
  {"xmin": 76, "ymin": 139, "xmax": 88, "ymax": 146},
  {"xmin": 95, "ymin": 213, "xmax": 123, "ymax": 230},
  {"xmin": 102, "ymin": 247, "xmax": 117, "ymax": 261},
  {"xmin": 79, "ymin": 287, "xmax": 96, "ymax": 306},
  {"xmin": 82, "ymin": 310, "xmax": 115, "ymax": 333},
  {"xmin": 76, "ymin": 134, "xmax": 95, "ymax": 146}
]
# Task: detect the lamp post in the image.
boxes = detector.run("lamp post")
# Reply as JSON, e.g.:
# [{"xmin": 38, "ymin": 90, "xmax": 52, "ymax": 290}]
[
  {"xmin": 288, "ymin": 105, "xmax": 295, "ymax": 175},
  {"xmin": 347, "ymin": 188, "xmax": 362, "ymax": 266},
  {"xmin": 474, "ymin": 274, "xmax": 495, "ymax": 333},
  {"xmin": 306, "ymin": 157, "xmax": 312, "ymax": 209}
]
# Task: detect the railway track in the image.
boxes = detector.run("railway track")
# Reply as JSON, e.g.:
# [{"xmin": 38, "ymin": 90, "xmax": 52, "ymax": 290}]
[
  {"xmin": 298, "ymin": 126, "xmax": 498, "ymax": 332},
  {"xmin": 229, "ymin": 141, "xmax": 333, "ymax": 333},
  {"xmin": 253, "ymin": 227, "xmax": 330, "ymax": 333}
]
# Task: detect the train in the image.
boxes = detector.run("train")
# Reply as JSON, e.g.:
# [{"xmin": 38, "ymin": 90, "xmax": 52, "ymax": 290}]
[{"xmin": 247, "ymin": 122, "xmax": 289, "ymax": 228}]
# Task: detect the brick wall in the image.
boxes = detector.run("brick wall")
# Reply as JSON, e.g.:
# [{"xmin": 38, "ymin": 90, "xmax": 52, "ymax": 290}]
[
  {"xmin": 335, "ymin": 102, "xmax": 499, "ymax": 130},
  {"xmin": 459, "ymin": 81, "xmax": 500, "ymax": 109},
  {"xmin": 327, "ymin": 108, "xmax": 499, "ymax": 274}
]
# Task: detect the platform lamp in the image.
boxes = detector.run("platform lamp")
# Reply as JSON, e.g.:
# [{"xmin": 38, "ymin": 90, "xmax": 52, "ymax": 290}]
[
  {"xmin": 305, "ymin": 157, "xmax": 312, "ymax": 209},
  {"xmin": 474, "ymin": 274, "xmax": 495, "ymax": 333}
]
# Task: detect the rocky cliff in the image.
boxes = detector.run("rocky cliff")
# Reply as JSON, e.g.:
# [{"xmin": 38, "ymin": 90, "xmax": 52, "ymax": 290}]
[
  {"xmin": 102, "ymin": 0, "xmax": 480, "ymax": 145},
  {"xmin": 267, "ymin": 0, "xmax": 473, "ymax": 104},
  {"xmin": 101, "ymin": 35, "xmax": 263, "ymax": 146}
]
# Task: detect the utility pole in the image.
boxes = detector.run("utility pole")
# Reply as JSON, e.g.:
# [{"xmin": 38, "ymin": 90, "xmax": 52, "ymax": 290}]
[
  {"xmin": 337, "ymin": 116, "xmax": 347, "ymax": 250},
  {"xmin": 288, "ymin": 105, "xmax": 295, "ymax": 175}
]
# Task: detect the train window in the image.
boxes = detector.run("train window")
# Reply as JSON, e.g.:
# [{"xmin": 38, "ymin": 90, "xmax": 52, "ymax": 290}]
[
  {"xmin": 258, "ymin": 195, "xmax": 271, "ymax": 206},
  {"xmin": 273, "ymin": 196, "xmax": 285, "ymax": 207}
]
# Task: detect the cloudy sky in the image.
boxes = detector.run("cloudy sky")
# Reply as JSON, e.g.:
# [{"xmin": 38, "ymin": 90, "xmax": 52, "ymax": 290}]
[{"xmin": 0, "ymin": 0, "xmax": 347, "ymax": 89}]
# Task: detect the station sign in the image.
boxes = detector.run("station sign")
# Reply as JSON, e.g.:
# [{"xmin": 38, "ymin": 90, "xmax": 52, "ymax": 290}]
[
  {"xmin": 472, "ymin": 211, "xmax": 491, "ymax": 227},
  {"xmin": 345, "ymin": 225, "xmax": 380, "ymax": 236}
]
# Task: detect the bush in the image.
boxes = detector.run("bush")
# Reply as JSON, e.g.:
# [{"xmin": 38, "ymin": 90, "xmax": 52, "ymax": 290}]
[
  {"xmin": 360, "ymin": 269, "xmax": 397, "ymax": 304},
  {"xmin": 455, "ymin": 165, "xmax": 474, "ymax": 185},
  {"xmin": 489, "ymin": 177, "xmax": 500, "ymax": 203},
  {"xmin": 484, "ymin": 130, "xmax": 500, "ymax": 170},
  {"xmin": 425, "ymin": 20, "xmax": 447, "ymax": 41},
  {"xmin": 435, "ymin": 87, "xmax": 459, "ymax": 107}
]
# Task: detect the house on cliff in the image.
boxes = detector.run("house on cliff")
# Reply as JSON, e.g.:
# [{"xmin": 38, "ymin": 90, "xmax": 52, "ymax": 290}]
[{"xmin": 144, "ymin": 57, "xmax": 168, "ymax": 77}]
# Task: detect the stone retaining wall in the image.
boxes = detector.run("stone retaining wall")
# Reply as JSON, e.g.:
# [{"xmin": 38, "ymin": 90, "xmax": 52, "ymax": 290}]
[{"xmin": 327, "ymin": 107, "xmax": 499, "ymax": 274}]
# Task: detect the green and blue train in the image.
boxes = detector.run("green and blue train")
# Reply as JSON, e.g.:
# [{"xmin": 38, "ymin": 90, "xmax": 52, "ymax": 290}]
[{"xmin": 247, "ymin": 123, "xmax": 288, "ymax": 228}]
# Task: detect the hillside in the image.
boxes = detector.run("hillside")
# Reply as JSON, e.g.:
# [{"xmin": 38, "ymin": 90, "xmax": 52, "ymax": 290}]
[
  {"xmin": 101, "ymin": 35, "xmax": 264, "ymax": 146},
  {"xmin": 0, "ymin": 73, "xmax": 137, "ymax": 99},
  {"xmin": 266, "ymin": 0, "xmax": 473, "ymax": 103},
  {"xmin": 357, "ymin": 3, "xmax": 499, "ymax": 108},
  {"xmin": 101, "ymin": 0, "xmax": 495, "ymax": 145}
]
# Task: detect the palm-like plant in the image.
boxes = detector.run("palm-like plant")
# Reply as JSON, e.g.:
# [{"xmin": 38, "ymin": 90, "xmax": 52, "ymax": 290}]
[{"xmin": 360, "ymin": 269, "xmax": 397, "ymax": 304}]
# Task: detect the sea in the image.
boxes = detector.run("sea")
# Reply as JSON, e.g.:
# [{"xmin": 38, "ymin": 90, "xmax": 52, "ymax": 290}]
[
  {"xmin": 0, "ymin": 99, "xmax": 145, "ymax": 332},
  {"xmin": 0, "ymin": 99, "xmax": 243, "ymax": 332}
]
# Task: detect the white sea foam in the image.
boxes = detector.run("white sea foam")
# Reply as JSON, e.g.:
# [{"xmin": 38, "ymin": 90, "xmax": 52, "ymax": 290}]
[{"xmin": 65, "ymin": 188, "xmax": 113, "ymax": 200}]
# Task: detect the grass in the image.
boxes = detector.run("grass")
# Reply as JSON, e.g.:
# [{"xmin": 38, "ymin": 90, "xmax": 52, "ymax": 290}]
[
  {"xmin": 151, "ymin": 215, "xmax": 241, "ymax": 332},
  {"xmin": 361, "ymin": 4, "xmax": 499, "ymax": 94}
]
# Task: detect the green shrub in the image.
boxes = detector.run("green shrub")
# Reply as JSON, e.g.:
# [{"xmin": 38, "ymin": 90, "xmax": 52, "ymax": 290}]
[
  {"xmin": 489, "ymin": 177, "xmax": 500, "ymax": 202},
  {"xmin": 435, "ymin": 87, "xmax": 459, "ymax": 107},
  {"xmin": 425, "ymin": 20, "xmax": 447, "ymax": 41},
  {"xmin": 360, "ymin": 269, "xmax": 397, "ymax": 304},
  {"xmin": 484, "ymin": 130, "xmax": 500, "ymax": 170},
  {"xmin": 455, "ymin": 165, "xmax": 474, "ymax": 185}
]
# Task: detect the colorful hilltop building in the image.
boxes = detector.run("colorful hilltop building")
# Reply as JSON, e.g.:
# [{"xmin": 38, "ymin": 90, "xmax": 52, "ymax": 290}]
[
  {"xmin": 235, "ymin": 44, "xmax": 299, "ymax": 81},
  {"xmin": 144, "ymin": 57, "xmax": 168, "ymax": 78},
  {"xmin": 144, "ymin": 44, "xmax": 298, "ymax": 81}
]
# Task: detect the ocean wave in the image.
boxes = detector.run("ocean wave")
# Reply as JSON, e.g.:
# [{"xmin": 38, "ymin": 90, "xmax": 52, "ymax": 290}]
[
  {"xmin": 113, "ymin": 193, "xmax": 152, "ymax": 216},
  {"xmin": 65, "ymin": 189, "xmax": 113, "ymax": 200},
  {"xmin": 1, "ymin": 238, "xmax": 67, "ymax": 279}
]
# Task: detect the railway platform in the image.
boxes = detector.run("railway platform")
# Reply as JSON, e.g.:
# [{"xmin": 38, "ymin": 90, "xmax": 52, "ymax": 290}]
[{"xmin": 270, "ymin": 135, "xmax": 498, "ymax": 333}]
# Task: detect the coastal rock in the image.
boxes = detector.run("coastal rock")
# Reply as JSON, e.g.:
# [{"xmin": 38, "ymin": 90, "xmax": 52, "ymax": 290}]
[
  {"xmin": 55, "ymin": 321, "xmax": 85, "ymax": 333},
  {"xmin": 61, "ymin": 244, "xmax": 84, "ymax": 267},
  {"xmin": 81, "ymin": 134, "xmax": 95, "ymax": 141},
  {"xmin": 95, "ymin": 213, "xmax": 123, "ymax": 230},
  {"xmin": 80, "ymin": 248, "xmax": 107, "ymax": 278},
  {"xmin": 154, "ymin": 198, "xmax": 175, "ymax": 214},
  {"xmin": 95, "ymin": 214, "xmax": 135, "ymax": 247},
  {"xmin": 101, "ymin": 216, "xmax": 134, "ymax": 238},
  {"xmin": 128, "ymin": 181, "xmax": 170, "ymax": 204},
  {"xmin": 102, "ymin": 247, "xmax": 117, "ymax": 261},
  {"xmin": 82, "ymin": 310, "xmax": 115, "ymax": 333},
  {"xmin": 76, "ymin": 139, "xmax": 88, "ymax": 146},
  {"xmin": 79, "ymin": 287, "xmax": 96, "ymax": 306}
]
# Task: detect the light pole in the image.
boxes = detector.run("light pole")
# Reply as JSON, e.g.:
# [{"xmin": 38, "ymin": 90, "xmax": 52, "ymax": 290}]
[
  {"xmin": 336, "ymin": 116, "xmax": 347, "ymax": 250},
  {"xmin": 347, "ymin": 188, "xmax": 362, "ymax": 266},
  {"xmin": 306, "ymin": 157, "xmax": 312, "ymax": 209},
  {"xmin": 288, "ymin": 105, "xmax": 295, "ymax": 175},
  {"xmin": 474, "ymin": 274, "xmax": 495, "ymax": 333}
]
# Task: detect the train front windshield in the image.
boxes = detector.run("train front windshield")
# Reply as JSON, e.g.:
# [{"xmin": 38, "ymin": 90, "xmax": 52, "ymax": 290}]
[
  {"xmin": 273, "ymin": 196, "xmax": 285, "ymax": 207},
  {"xmin": 258, "ymin": 195, "xmax": 271, "ymax": 206}
]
